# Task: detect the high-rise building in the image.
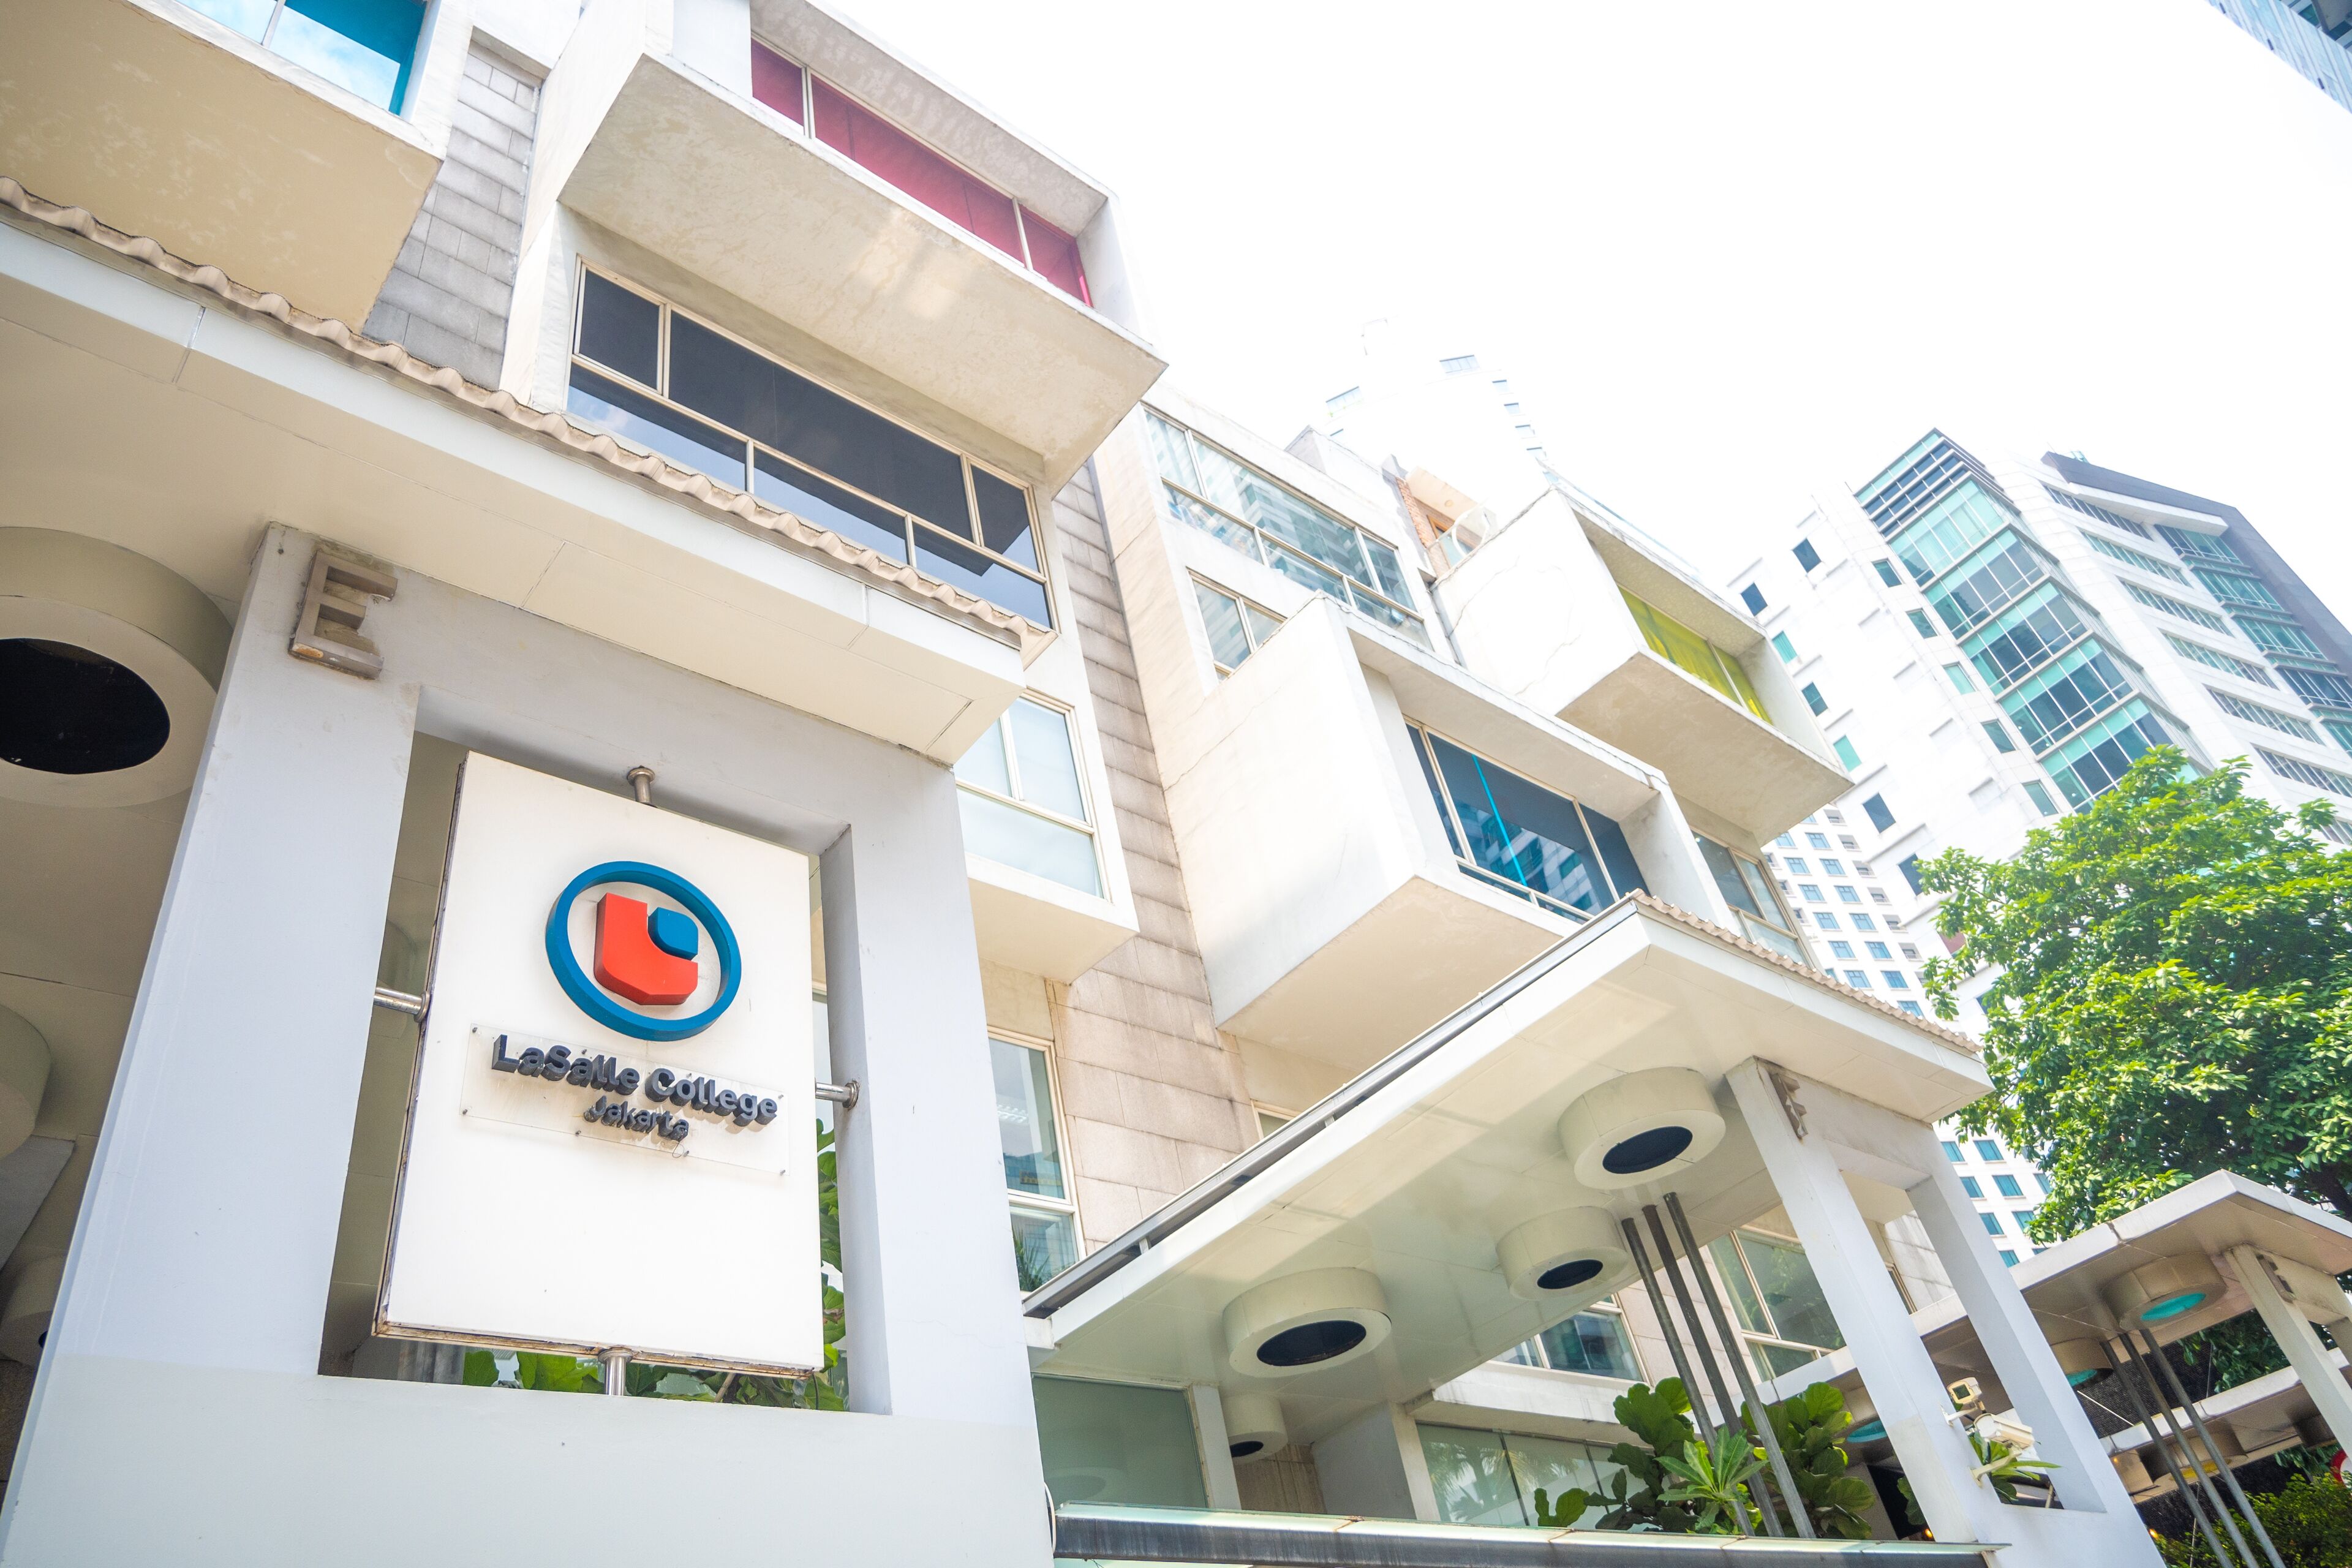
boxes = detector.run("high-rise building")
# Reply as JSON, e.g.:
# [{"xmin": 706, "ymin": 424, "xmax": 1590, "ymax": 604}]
[
  {"xmin": 1727, "ymin": 431, "xmax": 2352, "ymax": 1244},
  {"xmin": 2206, "ymin": 0, "xmax": 2352, "ymax": 114}
]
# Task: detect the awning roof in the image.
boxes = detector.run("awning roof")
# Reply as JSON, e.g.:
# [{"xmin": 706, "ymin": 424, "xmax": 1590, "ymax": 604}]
[{"xmin": 1028, "ymin": 897, "xmax": 1989, "ymax": 1449}]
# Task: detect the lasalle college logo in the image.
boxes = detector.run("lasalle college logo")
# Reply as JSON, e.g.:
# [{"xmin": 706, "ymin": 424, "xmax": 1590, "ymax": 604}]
[{"xmin": 544, "ymin": 861, "xmax": 741, "ymax": 1042}]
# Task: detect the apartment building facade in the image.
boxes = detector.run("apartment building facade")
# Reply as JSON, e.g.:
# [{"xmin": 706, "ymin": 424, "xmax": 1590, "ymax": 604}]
[
  {"xmin": 2206, "ymin": 0, "xmax": 2352, "ymax": 113},
  {"xmin": 0, "ymin": 3, "xmax": 2185, "ymax": 1564}
]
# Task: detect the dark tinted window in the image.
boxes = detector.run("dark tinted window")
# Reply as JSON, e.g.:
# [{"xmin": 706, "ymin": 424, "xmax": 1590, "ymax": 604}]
[
  {"xmin": 576, "ymin": 273, "xmax": 660, "ymax": 385},
  {"xmin": 1580, "ymin": 805, "xmax": 1648, "ymax": 900},
  {"xmin": 1793, "ymin": 539, "xmax": 1821, "ymax": 571},
  {"xmin": 1801, "ymin": 682, "xmax": 1827, "ymax": 716},
  {"xmin": 1862, "ymin": 793, "xmax": 1894, "ymax": 832},
  {"xmin": 1740, "ymin": 584, "xmax": 1766, "ymax": 615},
  {"xmin": 1898, "ymin": 854, "xmax": 1924, "ymax": 894},
  {"xmin": 669, "ymin": 315, "xmax": 971, "ymax": 535},
  {"xmin": 972, "ymin": 467, "xmax": 1038, "ymax": 569},
  {"xmin": 567, "ymin": 368, "xmax": 743, "ymax": 489},
  {"xmin": 1873, "ymin": 559, "xmax": 1901, "ymax": 587},
  {"xmin": 753, "ymin": 451, "xmax": 908, "ymax": 563},
  {"xmin": 916, "ymin": 526, "xmax": 1051, "ymax": 627}
]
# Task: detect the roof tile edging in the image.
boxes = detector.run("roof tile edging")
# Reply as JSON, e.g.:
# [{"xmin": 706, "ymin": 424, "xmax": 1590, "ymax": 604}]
[{"xmin": 0, "ymin": 175, "xmax": 1047, "ymax": 660}]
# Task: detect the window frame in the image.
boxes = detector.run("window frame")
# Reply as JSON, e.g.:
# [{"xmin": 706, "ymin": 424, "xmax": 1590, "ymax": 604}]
[
  {"xmin": 567, "ymin": 262, "xmax": 1054, "ymax": 625},
  {"xmin": 1189, "ymin": 575, "xmax": 1284, "ymax": 675},
  {"xmin": 954, "ymin": 695, "xmax": 1103, "ymax": 891},
  {"xmin": 1147, "ymin": 411, "xmax": 1428, "ymax": 642},
  {"xmin": 992, "ymin": 1028, "xmax": 1083, "ymax": 1287},
  {"xmin": 1410, "ymin": 721, "xmax": 1643, "ymax": 921},
  {"xmin": 1706, "ymin": 1227, "xmax": 1845, "ymax": 1378}
]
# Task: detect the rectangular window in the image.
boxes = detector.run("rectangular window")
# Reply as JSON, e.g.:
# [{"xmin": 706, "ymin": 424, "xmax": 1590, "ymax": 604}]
[
  {"xmin": 1942, "ymin": 1140, "xmax": 1964, "ymax": 1161},
  {"xmin": 1422, "ymin": 1425, "xmax": 1626, "ymax": 1531},
  {"xmin": 1999, "ymin": 1249, "xmax": 2018, "ymax": 1267},
  {"xmin": 2023, "ymin": 780, "xmax": 2059, "ymax": 816},
  {"xmin": 2208, "ymin": 687, "xmax": 2321, "ymax": 741},
  {"xmin": 2043, "ymin": 484, "xmax": 2152, "ymax": 537},
  {"xmin": 1793, "ymin": 539, "xmax": 1821, "ymax": 571},
  {"xmin": 1882, "ymin": 970, "xmax": 1909, "ymax": 989},
  {"xmin": 1960, "ymin": 1176, "xmax": 1983, "ymax": 1197},
  {"xmin": 1944, "ymin": 662, "xmax": 1977, "ymax": 693},
  {"xmin": 1814, "ymin": 912, "xmax": 1839, "ymax": 930},
  {"xmin": 1828, "ymin": 940, "xmax": 1855, "ymax": 959},
  {"xmin": 1975, "ymin": 1139, "xmax": 2002, "ymax": 1161},
  {"xmin": 1741, "ymin": 584, "xmax": 1767, "ymax": 615},
  {"xmin": 1806, "ymin": 831, "xmax": 1830, "ymax": 848},
  {"xmin": 1874, "ymin": 559, "xmax": 1902, "ymax": 587},
  {"xmin": 1967, "ymin": 585, "xmax": 2093, "ymax": 691},
  {"xmin": 569, "ymin": 269, "xmax": 1052, "ymax": 625},
  {"xmin": 2013, "ymin": 1210, "xmax": 2037, "ymax": 1234},
  {"xmin": 955, "ymin": 699, "xmax": 1101, "ymax": 895},
  {"xmin": 1191, "ymin": 578, "xmax": 1283, "ymax": 673},
  {"xmin": 1854, "ymin": 910, "xmax": 1879, "ymax": 925},
  {"xmin": 1980, "ymin": 1212, "xmax": 2003, "ymax": 1237},
  {"xmin": 2280, "ymin": 665, "xmax": 2352, "ymax": 712},
  {"xmin": 2192, "ymin": 567, "xmax": 2283, "ymax": 611},
  {"xmin": 1836, "ymin": 885, "xmax": 1861, "ymax": 904},
  {"xmin": 1901, "ymin": 944, "xmax": 1920, "ymax": 959},
  {"xmin": 1623, "ymin": 593, "xmax": 1768, "ymax": 720},
  {"xmin": 1801, "ymin": 682, "xmax": 1828, "ymax": 716},
  {"xmin": 189, "ymin": 0, "xmax": 426, "ymax": 112},
  {"xmin": 1983, "ymin": 719, "xmax": 2016, "ymax": 753},
  {"xmin": 1862, "ymin": 793, "xmax": 1894, "ymax": 832},
  {"xmin": 2046, "ymin": 703, "xmax": 2174, "ymax": 807},
  {"xmin": 2037, "ymin": 1173, "xmax": 2052, "ymax": 1194},
  {"xmin": 1992, "ymin": 1174, "xmax": 2024, "ymax": 1199},
  {"xmin": 2237, "ymin": 614, "xmax": 2325, "ymax": 657},
  {"xmin": 992, "ymin": 1036, "xmax": 1078, "ymax": 1291},
  {"xmin": 1907, "ymin": 608, "xmax": 1939, "ymax": 639},
  {"xmin": 1771, "ymin": 631, "xmax": 1797, "ymax": 663},
  {"xmin": 1898, "ymin": 1000, "xmax": 1924, "ymax": 1017},
  {"xmin": 1843, "ymin": 969, "xmax": 1869, "ymax": 988},
  {"xmin": 1928, "ymin": 535, "xmax": 2047, "ymax": 636},
  {"xmin": 1865, "ymin": 940, "xmax": 1891, "ymax": 959},
  {"xmin": 2123, "ymin": 580, "xmax": 2230, "ymax": 632},
  {"xmin": 1035, "ymin": 1379, "xmax": 1205, "ymax": 1509},
  {"xmin": 1695, "ymin": 835, "xmax": 1807, "ymax": 961},
  {"xmin": 1820, "ymin": 858, "xmax": 1844, "ymax": 875},
  {"xmin": 750, "ymin": 38, "xmax": 806, "ymax": 124},
  {"xmin": 1898, "ymin": 855, "xmax": 1924, "ymax": 894},
  {"xmin": 2259, "ymin": 748, "xmax": 2352, "ymax": 797},
  {"xmin": 1412, "ymin": 725, "xmax": 1646, "ymax": 919},
  {"xmin": 1706, "ymin": 1229, "xmax": 1844, "ymax": 1379},
  {"xmin": 1800, "ymin": 885, "xmax": 1824, "ymax": 902},
  {"xmin": 1833, "ymin": 736, "xmax": 1861, "ymax": 770},
  {"xmin": 1148, "ymin": 413, "xmax": 1427, "ymax": 647},
  {"xmin": 2082, "ymin": 530, "xmax": 2190, "ymax": 584},
  {"xmin": 2001, "ymin": 643, "xmax": 2138, "ymax": 755},
  {"xmin": 2157, "ymin": 524, "xmax": 2239, "ymax": 562}
]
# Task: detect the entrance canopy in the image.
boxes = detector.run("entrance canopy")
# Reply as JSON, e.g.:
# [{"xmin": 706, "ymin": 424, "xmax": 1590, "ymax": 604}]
[{"xmin": 1027, "ymin": 896, "xmax": 1989, "ymax": 1449}]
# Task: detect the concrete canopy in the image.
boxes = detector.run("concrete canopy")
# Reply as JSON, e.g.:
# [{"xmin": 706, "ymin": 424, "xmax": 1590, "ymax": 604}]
[{"xmin": 1030, "ymin": 898, "xmax": 1988, "ymax": 1450}]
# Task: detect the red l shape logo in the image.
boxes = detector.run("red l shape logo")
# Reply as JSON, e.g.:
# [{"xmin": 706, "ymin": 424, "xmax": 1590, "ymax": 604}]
[{"xmin": 592, "ymin": 893, "xmax": 699, "ymax": 1006}]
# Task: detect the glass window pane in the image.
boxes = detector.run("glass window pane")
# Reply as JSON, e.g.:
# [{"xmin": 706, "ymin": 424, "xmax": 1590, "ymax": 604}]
[
  {"xmin": 1021, "ymin": 207, "xmax": 1089, "ymax": 302},
  {"xmin": 958, "ymin": 791, "xmax": 1100, "ymax": 895},
  {"xmin": 566, "ymin": 368, "xmax": 745, "ymax": 489},
  {"xmin": 954, "ymin": 717, "xmax": 1012, "ymax": 795},
  {"xmin": 753, "ymin": 451, "xmax": 909, "ymax": 563},
  {"xmin": 916, "ymin": 526, "xmax": 1052, "ymax": 627},
  {"xmin": 1193, "ymin": 580, "xmax": 1253, "ymax": 669},
  {"xmin": 576, "ymin": 273, "xmax": 661, "ymax": 386},
  {"xmin": 1010, "ymin": 1207, "xmax": 1078, "ymax": 1292},
  {"xmin": 1008, "ymin": 699, "xmax": 1087, "ymax": 822},
  {"xmin": 1419, "ymin": 1428, "xmax": 1526, "ymax": 1528},
  {"xmin": 1409, "ymin": 729, "xmax": 1465, "ymax": 858},
  {"xmin": 1362, "ymin": 535, "xmax": 1414, "ymax": 603},
  {"xmin": 184, "ymin": 0, "xmax": 273, "ymax": 39},
  {"xmin": 750, "ymin": 40, "xmax": 805, "ymax": 124},
  {"xmin": 1265, "ymin": 542, "xmax": 1348, "ymax": 600},
  {"xmin": 1707, "ymin": 1236, "xmax": 1769, "ymax": 1335},
  {"xmin": 277, "ymin": 0, "xmax": 421, "ymax": 111},
  {"xmin": 1536, "ymin": 1310, "xmax": 1641, "ymax": 1379},
  {"xmin": 1033, "ymin": 1377, "xmax": 1207, "ymax": 1509},
  {"xmin": 1736, "ymin": 1233, "xmax": 1843, "ymax": 1351},
  {"xmin": 1580, "ymin": 804, "xmax": 1647, "ymax": 900},
  {"xmin": 1166, "ymin": 486, "xmax": 1261, "ymax": 557},
  {"xmin": 1347, "ymin": 582, "xmax": 1426, "ymax": 641},
  {"xmin": 990, "ymin": 1038, "xmax": 1064, "ymax": 1200},
  {"xmin": 1505, "ymin": 1434, "xmax": 1611, "ymax": 1528},
  {"xmin": 1145, "ymin": 415, "xmax": 1199, "ymax": 491},
  {"xmin": 1753, "ymin": 1340, "xmax": 1824, "ymax": 1379},
  {"xmin": 1240, "ymin": 473, "xmax": 1367, "ymax": 583},
  {"xmin": 972, "ymin": 468, "xmax": 1039, "ymax": 569},
  {"xmin": 1696, "ymin": 836, "xmax": 1763, "ymax": 919},
  {"xmin": 1189, "ymin": 441, "xmax": 1254, "ymax": 518},
  {"xmin": 1428, "ymin": 736, "xmax": 1606, "ymax": 914},
  {"xmin": 1243, "ymin": 603, "xmax": 1284, "ymax": 648}
]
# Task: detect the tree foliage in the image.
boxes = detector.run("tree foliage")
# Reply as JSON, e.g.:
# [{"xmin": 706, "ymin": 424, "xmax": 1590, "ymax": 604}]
[{"xmin": 1919, "ymin": 750, "xmax": 2352, "ymax": 1234}]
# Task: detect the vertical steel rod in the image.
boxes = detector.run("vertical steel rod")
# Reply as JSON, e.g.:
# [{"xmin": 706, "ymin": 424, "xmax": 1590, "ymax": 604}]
[
  {"xmin": 2138, "ymin": 1327, "xmax": 2282, "ymax": 1568},
  {"xmin": 603, "ymin": 1348, "xmax": 629, "ymax": 1397},
  {"xmin": 1622, "ymin": 1217, "xmax": 1719, "ymax": 1447},
  {"xmin": 2103, "ymin": 1340, "xmax": 2236, "ymax": 1566},
  {"xmin": 1643, "ymin": 1205, "xmax": 1781, "ymax": 1537},
  {"xmin": 1667, "ymin": 1192, "xmax": 1815, "ymax": 1540},
  {"xmin": 2122, "ymin": 1332, "xmax": 2250, "ymax": 1568}
]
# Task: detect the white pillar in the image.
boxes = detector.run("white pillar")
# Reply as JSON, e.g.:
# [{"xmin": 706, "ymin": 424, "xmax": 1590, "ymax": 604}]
[
  {"xmin": 1727, "ymin": 1061, "xmax": 2009, "ymax": 1547},
  {"xmin": 1313, "ymin": 1404, "xmax": 1438, "ymax": 1521},
  {"xmin": 40, "ymin": 535, "xmax": 418, "ymax": 1374},
  {"xmin": 2228, "ymin": 1243, "xmax": 2352, "ymax": 1457},
  {"xmin": 1904, "ymin": 1123, "xmax": 2144, "ymax": 1521},
  {"xmin": 1188, "ymin": 1384, "xmax": 1242, "ymax": 1510}
]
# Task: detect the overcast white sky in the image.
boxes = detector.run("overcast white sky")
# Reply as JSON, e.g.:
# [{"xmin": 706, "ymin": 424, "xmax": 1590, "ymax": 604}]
[{"xmin": 831, "ymin": 0, "xmax": 2352, "ymax": 594}]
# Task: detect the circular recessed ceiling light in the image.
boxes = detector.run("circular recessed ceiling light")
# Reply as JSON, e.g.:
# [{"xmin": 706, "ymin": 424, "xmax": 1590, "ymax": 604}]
[
  {"xmin": 1498, "ymin": 1208, "xmax": 1634, "ymax": 1303},
  {"xmin": 1559, "ymin": 1068, "xmax": 1726, "ymax": 1190},
  {"xmin": 1223, "ymin": 1392, "xmax": 1287, "ymax": 1463},
  {"xmin": 0, "ymin": 531, "xmax": 228, "ymax": 808},
  {"xmin": 1223, "ymin": 1269, "xmax": 1392, "ymax": 1379},
  {"xmin": 2101, "ymin": 1255, "xmax": 2226, "ymax": 1332},
  {"xmin": 2051, "ymin": 1338, "xmax": 2109, "ymax": 1388}
]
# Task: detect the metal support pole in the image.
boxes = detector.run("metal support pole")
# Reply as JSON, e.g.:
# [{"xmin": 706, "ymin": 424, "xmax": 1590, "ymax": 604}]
[
  {"xmin": 2103, "ymin": 1340, "xmax": 2236, "ymax": 1567},
  {"xmin": 627, "ymin": 766, "xmax": 655, "ymax": 806},
  {"xmin": 1667, "ymin": 1192, "xmax": 1814, "ymax": 1539},
  {"xmin": 1622, "ymin": 1218, "xmax": 1718, "ymax": 1447},
  {"xmin": 603, "ymin": 1348, "xmax": 629, "ymax": 1397},
  {"xmin": 2138, "ymin": 1327, "xmax": 2283, "ymax": 1568},
  {"xmin": 1643, "ymin": 1205, "xmax": 1782, "ymax": 1537},
  {"xmin": 2122, "ymin": 1332, "xmax": 2252, "ymax": 1568}
]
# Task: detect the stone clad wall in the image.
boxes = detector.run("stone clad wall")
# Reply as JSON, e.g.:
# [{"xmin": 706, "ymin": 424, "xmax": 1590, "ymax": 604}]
[{"xmin": 1046, "ymin": 462, "xmax": 1256, "ymax": 1249}]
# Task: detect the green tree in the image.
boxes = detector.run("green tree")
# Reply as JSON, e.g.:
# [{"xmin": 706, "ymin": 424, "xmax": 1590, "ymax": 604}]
[{"xmin": 1919, "ymin": 750, "xmax": 2352, "ymax": 1235}]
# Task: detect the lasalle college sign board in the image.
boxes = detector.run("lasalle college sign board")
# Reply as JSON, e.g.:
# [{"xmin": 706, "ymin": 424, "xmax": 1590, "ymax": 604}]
[{"xmin": 377, "ymin": 754, "xmax": 820, "ymax": 1373}]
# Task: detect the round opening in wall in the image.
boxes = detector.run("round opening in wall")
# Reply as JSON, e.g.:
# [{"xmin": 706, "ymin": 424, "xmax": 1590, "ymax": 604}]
[
  {"xmin": 1224, "ymin": 1392, "xmax": 1289, "ymax": 1463},
  {"xmin": 1536, "ymin": 1258, "xmax": 1604, "ymax": 1292},
  {"xmin": 1558, "ymin": 1068, "xmax": 1725, "ymax": 1191},
  {"xmin": 1223, "ymin": 1270, "xmax": 1391, "ymax": 1379},
  {"xmin": 1256, "ymin": 1319, "xmax": 1367, "ymax": 1368},
  {"xmin": 2101, "ymin": 1254, "xmax": 2226, "ymax": 1331},
  {"xmin": 0, "ymin": 639, "xmax": 170, "ymax": 774},
  {"xmin": 1602, "ymin": 1125, "xmax": 1693, "ymax": 1176},
  {"xmin": 2052, "ymin": 1338, "xmax": 2109, "ymax": 1389},
  {"xmin": 1228, "ymin": 1439, "xmax": 1264, "ymax": 1459},
  {"xmin": 1498, "ymin": 1208, "xmax": 1634, "ymax": 1303}
]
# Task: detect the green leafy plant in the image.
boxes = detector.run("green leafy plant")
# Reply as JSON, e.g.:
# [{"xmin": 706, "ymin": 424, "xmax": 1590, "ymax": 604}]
[
  {"xmin": 459, "ymin": 1118, "xmax": 848, "ymax": 1409},
  {"xmin": 2155, "ymin": 1472, "xmax": 2352, "ymax": 1567},
  {"xmin": 1657, "ymin": 1428, "xmax": 1765, "ymax": 1535},
  {"xmin": 1918, "ymin": 751, "xmax": 2352, "ymax": 1234},
  {"xmin": 1896, "ymin": 1427, "xmax": 2059, "ymax": 1528},
  {"xmin": 1744, "ymin": 1382, "xmax": 1877, "ymax": 1539},
  {"xmin": 1580, "ymin": 1378, "xmax": 1706, "ymax": 1532}
]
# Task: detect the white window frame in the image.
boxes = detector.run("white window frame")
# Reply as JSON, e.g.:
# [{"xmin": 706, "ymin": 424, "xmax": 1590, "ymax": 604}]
[
  {"xmin": 994, "ymin": 1029, "xmax": 1082, "ymax": 1282},
  {"xmin": 956, "ymin": 695, "xmax": 1102, "ymax": 889},
  {"xmin": 1189, "ymin": 575, "xmax": 1285, "ymax": 676}
]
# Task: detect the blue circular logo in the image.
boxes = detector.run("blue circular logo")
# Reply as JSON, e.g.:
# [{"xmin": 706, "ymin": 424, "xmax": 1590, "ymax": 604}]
[{"xmin": 545, "ymin": 861, "xmax": 740, "ymax": 1042}]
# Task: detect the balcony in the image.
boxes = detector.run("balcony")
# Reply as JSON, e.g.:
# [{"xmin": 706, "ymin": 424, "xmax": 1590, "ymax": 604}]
[
  {"xmin": 1438, "ymin": 491, "xmax": 1849, "ymax": 839},
  {"xmin": 532, "ymin": 0, "xmax": 1163, "ymax": 489},
  {"xmin": 0, "ymin": 0, "xmax": 461, "ymax": 322}
]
